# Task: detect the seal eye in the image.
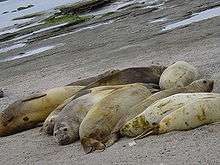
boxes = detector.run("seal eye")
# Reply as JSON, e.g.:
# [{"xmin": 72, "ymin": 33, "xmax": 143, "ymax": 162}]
[
  {"xmin": 63, "ymin": 128, "xmax": 68, "ymax": 131},
  {"xmin": 203, "ymin": 80, "xmax": 207, "ymax": 84},
  {"xmin": 23, "ymin": 116, "xmax": 29, "ymax": 121}
]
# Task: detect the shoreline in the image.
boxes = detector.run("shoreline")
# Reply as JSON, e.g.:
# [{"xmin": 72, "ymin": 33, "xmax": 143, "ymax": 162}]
[{"xmin": 0, "ymin": 0, "xmax": 220, "ymax": 164}]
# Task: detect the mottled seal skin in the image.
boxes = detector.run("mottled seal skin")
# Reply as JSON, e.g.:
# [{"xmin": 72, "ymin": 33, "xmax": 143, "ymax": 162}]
[
  {"xmin": 0, "ymin": 86, "xmax": 84, "ymax": 136},
  {"xmin": 121, "ymin": 92, "xmax": 217, "ymax": 138},
  {"xmin": 79, "ymin": 83, "xmax": 153, "ymax": 153},
  {"xmin": 158, "ymin": 96, "xmax": 220, "ymax": 134},
  {"xmin": 41, "ymin": 85, "xmax": 127, "ymax": 136},
  {"xmin": 120, "ymin": 79, "xmax": 214, "ymax": 137},
  {"xmin": 159, "ymin": 61, "xmax": 197, "ymax": 90},
  {"xmin": 53, "ymin": 86, "xmax": 124, "ymax": 145}
]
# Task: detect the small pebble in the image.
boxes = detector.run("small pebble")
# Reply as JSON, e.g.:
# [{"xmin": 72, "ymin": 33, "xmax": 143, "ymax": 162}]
[
  {"xmin": 128, "ymin": 141, "xmax": 136, "ymax": 147},
  {"xmin": 0, "ymin": 89, "xmax": 3, "ymax": 98}
]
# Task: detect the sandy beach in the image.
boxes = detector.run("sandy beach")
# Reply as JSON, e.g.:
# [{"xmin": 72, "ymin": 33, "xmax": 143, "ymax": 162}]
[{"xmin": 0, "ymin": 0, "xmax": 220, "ymax": 164}]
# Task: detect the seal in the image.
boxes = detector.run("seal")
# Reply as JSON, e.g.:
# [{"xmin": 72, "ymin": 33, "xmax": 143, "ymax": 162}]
[
  {"xmin": 121, "ymin": 92, "xmax": 218, "ymax": 138},
  {"xmin": 0, "ymin": 86, "xmax": 84, "ymax": 136},
  {"xmin": 67, "ymin": 65, "xmax": 166, "ymax": 88},
  {"xmin": 157, "ymin": 96, "xmax": 220, "ymax": 134},
  {"xmin": 159, "ymin": 61, "xmax": 197, "ymax": 90},
  {"xmin": 61, "ymin": 66, "xmax": 164, "ymax": 104},
  {"xmin": 53, "ymin": 85, "xmax": 125, "ymax": 145},
  {"xmin": 67, "ymin": 69, "xmax": 119, "ymax": 86},
  {"xmin": 120, "ymin": 79, "xmax": 214, "ymax": 138},
  {"xmin": 84, "ymin": 66, "xmax": 166, "ymax": 88},
  {"xmin": 41, "ymin": 85, "xmax": 125, "ymax": 136},
  {"xmin": 79, "ymin": 83, "xmax": 153, "ymax": 153}
]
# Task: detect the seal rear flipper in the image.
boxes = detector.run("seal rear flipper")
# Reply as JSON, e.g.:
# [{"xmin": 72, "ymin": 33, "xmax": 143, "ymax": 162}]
[
  {"xmin": 105, "ymin": 133, "xmax": 120, "ymax": 148},
  {"xmin": 134, "ymin": 125, "xmax": 159, "ymax": 140},
  {"xmin": 81, "ymin": 138, "xmax": 105, "ymax": 154}
]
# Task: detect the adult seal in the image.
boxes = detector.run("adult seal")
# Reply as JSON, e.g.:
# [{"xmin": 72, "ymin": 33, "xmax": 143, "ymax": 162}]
[
  {"xmin": 79, "ymin": 83, "xmax": 153, "ymax": 153},
  {"xmin": 53, "ymin": 85, "xmax": 125, "ymax": 145},
  {"xmin": 121, "ymin": 92, "xmax": 218, "ymax": 138},
  {"xmin": 120, "ymin": 79, "xmax": 214, "ymax": 137},
  {"xmin": 41, "ymin": 85, "xmax": 125, "ymax": 136},
  {"xmin": 159, "ymin": 61, "xmax": 197, "ymax": 90},
  {"xmin": 157, "ymin": 95, "xmax": 220, "ymax": 134},
  {"xmin": 0, "ymin": 86, "xmax": 83, "ymax": 136}
]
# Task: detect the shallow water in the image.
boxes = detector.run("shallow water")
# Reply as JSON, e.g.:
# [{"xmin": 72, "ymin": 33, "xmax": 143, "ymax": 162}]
[
  {"xmin": 163, "ymin": 6, "xmax": 220, "ymax": 31},
  {"xmin": 150, "ymin": 17, "xmax": 168, "ymax": 23},
  {"xmin": 48, "ymin": 20, "xmax": 114, "ymax": 40},
  {"xmin": 84, "ymin": 0, "xmax": 160, "ymax": 16},
  {"xmin": 0, "ymin": 0, "xmax": 80, "ymax": 29},
  {"xmin": 0, "ymin": 44, "xmax": 62, "ymax": 62},
  {"xmin": 0, "ymin": 43, "xmax": 25, "ymax": 53}
]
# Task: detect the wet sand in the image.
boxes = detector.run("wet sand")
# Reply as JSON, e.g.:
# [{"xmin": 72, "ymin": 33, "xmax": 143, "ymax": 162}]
[{"xmin": 0, "ymin": 0, "xmax": 220, "ymax": 164}]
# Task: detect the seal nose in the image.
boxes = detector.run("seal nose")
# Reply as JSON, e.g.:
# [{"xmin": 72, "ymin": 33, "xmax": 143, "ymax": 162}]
[
  {"xmin": 56, "ymin": 133, "xmax": 71, "ymax": 145},
  {"xmin": 54, "ymin": 127, "xmax": 72, "ymax": 145}
]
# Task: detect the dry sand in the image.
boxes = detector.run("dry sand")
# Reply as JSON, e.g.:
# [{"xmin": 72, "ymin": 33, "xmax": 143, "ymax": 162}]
[{"xmin": 0, "ymin": 0, "xmax": 220, "ymax": 164}]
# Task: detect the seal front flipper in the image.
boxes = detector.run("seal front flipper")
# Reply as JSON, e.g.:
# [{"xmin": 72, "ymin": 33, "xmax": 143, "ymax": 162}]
[
  {"xmin": 105, "ymin": 133, "xmax": 120, "ymax": 148},
  {"xmin": 112, "ymin": 115, "xmax": 128, "ymax": 134},
  {"xmin": 81, "ymin": 138, "xmax": 105, "ymax": 154},
  {"xmin": 104, "ymin": 116, "xmax": 128, "ymax": 147}
]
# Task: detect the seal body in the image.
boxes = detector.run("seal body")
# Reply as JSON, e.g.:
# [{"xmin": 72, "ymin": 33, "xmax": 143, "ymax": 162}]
[
  {"xmin": 41, "ymin": 85, "xmax": 127, "ymax": 136},
  {"xmin": 79, "ymin": 83, "xmax": 152, "ymax": 153},
  {"xmin": 159, "ymin": 61, "xmax": 197, "ymax": 90},
  {"xmin": 121, "ymin": 92, "xmax": 218, "ymax": 138},
  {"xmin": 0, "ymin": 86, "xmax": 83, "ymax": 136},
  {"xmin": 82, "ymin": 66, "xmax": 166, "ymax": 89},
  {"xmin": 158, "ymin": 96, "xmax": 220, "ymax": 134},
  {"xmin": 120, "ymin": 79, "xmax": 213, "ymax": 137},
  {"xmin": 53, "ymin": 86, "xmax": 124, "ymax": 145},
  {"xmin": 67, "ymin": 69, "xmax": 119, "ymax": 86}
]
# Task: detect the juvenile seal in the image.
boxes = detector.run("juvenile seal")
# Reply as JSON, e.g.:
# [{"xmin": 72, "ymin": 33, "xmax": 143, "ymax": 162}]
[
  {"xmin": 157, "ymin": 96, "xmax": 220, "ymax": 134},
  {"xmin": 79, "ymin": 83, "xmax": 153, "ymax": 153},
  {"xmin": 120, "ymin": 79, "xmax": 214, "ymax": 137},
  {"xmin": 41, "ymin": 85, "xmax": 125, "ymax": 136},
  {"xmin": 121, "ymin": 92, "xmax": 218, "ymax": 138},
  {"xmin": 0, "ymin": 86, "xmax": 83, "ymax": 136},
  {"xmin": 159, "ymin": 61, "xmax": 197, "ymax": 90},
  {"xmin": 53, "ymin": 85, "xmax": 125, "ymax": 145}
]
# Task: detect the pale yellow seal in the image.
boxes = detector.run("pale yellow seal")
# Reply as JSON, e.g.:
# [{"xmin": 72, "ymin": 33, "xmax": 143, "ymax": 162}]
[
  {"xmin": 0, "ymin": 86, "xmax": 83, "ymax": 136},
  {"xmin": 159, "ymin": 61, "xmax": 197, "ymax": 90},
  {"xmin": 121, "ymin": 92, "xmax": 218, "ymax": 138},
  {"xmin": 79, "ymin": 83, "xmax": 153, "ymax": 153}
]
